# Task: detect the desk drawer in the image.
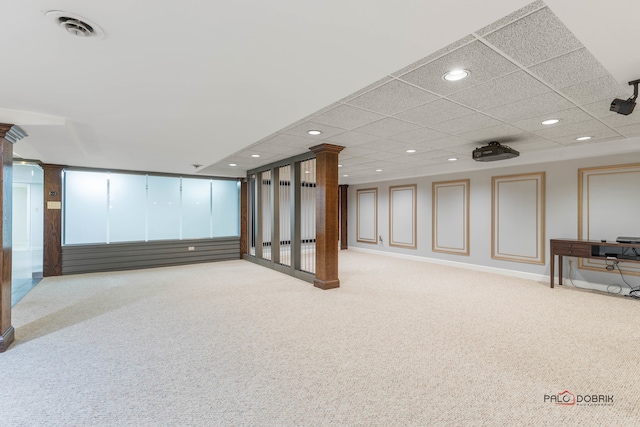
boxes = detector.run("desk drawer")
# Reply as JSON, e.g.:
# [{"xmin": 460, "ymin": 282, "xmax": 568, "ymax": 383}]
[{"xmin": 553, "ymin": 242, "xmax": 591, "ymax": 257}]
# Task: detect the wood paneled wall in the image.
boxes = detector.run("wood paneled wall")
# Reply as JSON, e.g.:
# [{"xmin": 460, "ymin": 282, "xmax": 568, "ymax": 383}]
[{"xmin": 41, "ymin": 164, "xmax": 65, "ymax": 277}]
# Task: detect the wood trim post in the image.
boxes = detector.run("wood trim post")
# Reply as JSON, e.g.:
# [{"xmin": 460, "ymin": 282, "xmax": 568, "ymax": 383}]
[
  {"xmin": 0, "ymin": 123, "xmax": 26, "ymax": 352},
  {"xmin": 309, "ymin": 143, "xmax": 344, "ymax": 290},
  {"xmin": 339, "ymin": 184, "xmax": 348, "ymax": 250},
  {"xmin": 240, "ymin": 179, "xmax": 247, "ymax": 257},
  {"xmin": 41, "ymin": 164, "xmax": 65, "ymax": 277}
]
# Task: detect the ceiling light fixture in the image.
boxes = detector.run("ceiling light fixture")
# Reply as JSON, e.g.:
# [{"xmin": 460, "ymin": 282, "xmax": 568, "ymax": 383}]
[
  {"xmin": 541, "ymin": 119, "xmax": 560, "ymax": 125},
  {"xmin": 228, "ymin": 163, "xmax": 237, "ymax": 167},
  {"xmin": 406, "ymin": 149, "xmax": 417, "ymax": 153},
  {"xmin": 251, "ymin": 154, "xmax": 260, "ymax": 158},
  {"xmin": 307, "ymin": 130, "xmax": 322, "ymax": 135},
  {"xmin": 338, "ymin": 164, "xmax": 343, "ymax": 167},
  {"xmin": 343, "ymin": 174, "xmax": 349, "ymax": 177},
  {"xmin": 576, "ymin": 136, "xmax": 592, "ymax": 141},
  {"xmin": 443, "ymin": 69, "xmax": 470, "ymax": 81},
  {"xmin": 448, "ymin": 157, "xmax": 458, "ymax": 161},
  {"xmin": 305, "ymin": 170, "xmax": 310, "ymax": 174},
  {"xmin": 376, "ymin": 169, "xmax": 383, "ymax": 172}
]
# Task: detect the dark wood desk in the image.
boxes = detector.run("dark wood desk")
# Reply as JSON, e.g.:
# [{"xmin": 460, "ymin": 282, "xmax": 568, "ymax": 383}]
[{"xmin": 550, "ymin": 239, "xmax": 640, "ymax": 288}]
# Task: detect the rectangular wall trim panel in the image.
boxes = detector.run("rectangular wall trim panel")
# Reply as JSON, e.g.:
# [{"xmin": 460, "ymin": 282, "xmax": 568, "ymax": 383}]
[
  {"xmin": 578, "ymin": 163, "xmax": 640, "ymax": 275},
  {"xmin": 356, "ymin": 188, "xmax": 378, "ymax": 244},
  {"xmin": 389, "ymin": 184, "xmax": 417, "ymax": 249},
  {"xmin": 432, "ymin": 179, "xmax": 469, "ymax": 255},
  {"xmin": 492, "ymin": 172, "xmax": 545, "ymax": 264},
  {"xmin": 62, "ymin": 237, "xmax": 240, "ymax": 275}
]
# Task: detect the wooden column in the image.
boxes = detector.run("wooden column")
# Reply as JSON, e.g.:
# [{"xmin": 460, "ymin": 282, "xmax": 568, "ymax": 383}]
[
  {"xmin": 41, "ymin": 164, "xmax": 65, "ymax": 277},
  {"xmin": 339, "ymin": 184, "xmax": 348, "ymax": 250},
  {"xmin": 309, "ymin": 143, "xmax": 344, "ymax": 290},
  {"xmin": 0, "ymin": 123, "xmax": 26, "ymax": 352},
  {"xmin": 240, "ymin": 179, "xmax": 247, "ymax": 258}
]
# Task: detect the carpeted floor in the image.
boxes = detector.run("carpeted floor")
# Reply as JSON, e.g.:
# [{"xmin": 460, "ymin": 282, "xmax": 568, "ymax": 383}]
[{"xmin": 1, "ymin": 250, "xmax": 639, "ymax": 426}]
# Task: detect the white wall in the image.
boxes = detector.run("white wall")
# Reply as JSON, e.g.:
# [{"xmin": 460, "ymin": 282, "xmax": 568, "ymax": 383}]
[{"xmin": 348, "ymin": 151, "xmax": 640, "ymax": 292}]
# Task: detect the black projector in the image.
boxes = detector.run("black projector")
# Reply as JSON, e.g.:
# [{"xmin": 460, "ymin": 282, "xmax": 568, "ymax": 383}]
[{"xmin": 472, "ymin": 141, "xmax": 519, "ymax": 162}]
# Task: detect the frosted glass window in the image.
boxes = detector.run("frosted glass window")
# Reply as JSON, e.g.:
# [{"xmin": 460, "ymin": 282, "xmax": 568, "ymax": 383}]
[
  {"xmin": 212, "ymin": 180, "xmax": 240, "ymax": 237},
  {"xmin": 65, "ymin": 170, "xmax": 108, "ymax": 244},
  {"xmin": 147, "ymin": 175, "xmax": 180, "ymax": 241},
  {"xmin": 182, "ymin": 178, "xmax": 212, "ymax": 239},
  {"xmin": 109, "ymin": 173, "xmax": 147, "ymax": 243}
]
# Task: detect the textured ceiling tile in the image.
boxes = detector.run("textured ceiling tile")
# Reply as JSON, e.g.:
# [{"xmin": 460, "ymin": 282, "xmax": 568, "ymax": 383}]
[
  {"xmin": 399, "ymin": 41, "xmax": 519, "ymax": 96},
  {"xmin": 476, "ymin": 0, "xmax": 546, "ymax": 36},
  {"xmin": 582, "ymin": 100, "xmax": 618, "ymax": 118},
  {"xmin": 512, "ymin": 108, "xmax": 594, "ymax": 132},
  {"xmin": 529, "ymin": 48, "xmax": 609, "ymax": 90},
  {"xmin": 326, "ymin": 131, "xmax": 380, "ymax": 146},
  {"xmin": 283, "ymin": 121, "xmax": 347, "ymax": 139},
  {"xmin": 359, "ymin": 138, "xmax": 409, "ymax": 152},
  {"xmin": 260, "ymin": 133, "xmax": 316, "ymax": 148},
  {"xmin": 459, "ymin": 123, "xmax": 523, "ymax": 142},
  {"xmin": 312, "ymin": 104, "xmax": 385, "ymax": 130},
  {"xmin": 429, "ymin": 112, "xmax": 503, "ymax": 134},
  {"xmin": 391, "ymin": 35, "xmax": 475, "ymax": 77},
  {"xmin": 346, "ymin": 80, "xmax": 438, "ymax": 115},
  {"xmin": 411, "ymin": 149, "xmax": 456, "ymax": 161},
  {"xmin": 337, "ymin": 156, "xmax": 376, "ymax": 166},
  {"xmin": 394, "ymin": 99, "xmax": 475, "ymax": 126},
  {"xmin": 483, "ymin": 7, "xmax": 583, "ymax": 67},
  {"xmin": 448, "ymin": 71, "xmax": 550, "ymax": 111},
  {"xmin": 508, "ymin": 139, "xmax": 562, "ymax": 152},
  {"xmin": 600, "ymin": 111, "xmax": 640, "ymax": 127},
  {"xmin": 551, "ymin": 128, "xmax": 622, "ymax": 144},
  {"xmin": 247, "ymin": 143, "xmax": 299, "ymax": 155},
  {"xmin": 392, "ymin": 127, "xmax": 449, "ymax": 144},
  {"xmin": 338, "ymin": 77, "xmax": 393, "ymax": 103},
  {"xmin": 354, "ymin": 117, "xmax": 422, "ymax": 138},
  {"xmin": 484, "ymin": 91, "xmax": 574, "ymax": 122},
  {"xmin": 422, "ymin": 135, "xmax": 473, "ymax": 150},
  {"xmin": 615, "ymin": 123, "xmax": 640, "ymax": 137},
  {"xmin": 534, "ymin": 119, "xmax": 608, "ymax": 139},
  {"xmin": 341, "ymin": 146, "xmax": 380, "ymax": 157},
  {"xmin": 363, "ymin": 151, "xmax": 406, "ymax": 161},
  {"xmin": 560, "ymin": 75, "xmax": 632, "ymax": 105},
  {"xmin": 446, "ymin": 142, "xmax": 482, "ymax": 154}
]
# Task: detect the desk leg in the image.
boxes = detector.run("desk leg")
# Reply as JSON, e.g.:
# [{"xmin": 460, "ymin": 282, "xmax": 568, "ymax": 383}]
[
  {"xmin": 550, "ymin": 253, "xmax": 555, "ymax": 288},
  {"xmin": 558, "ymin": 255, "xmax": 563, "ymax": 286}
]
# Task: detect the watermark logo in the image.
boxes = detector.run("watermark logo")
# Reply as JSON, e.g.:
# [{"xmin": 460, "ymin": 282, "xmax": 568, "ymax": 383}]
[{"xmin": 544, "ymin": 390, "xmax": 614, "ymax": 407}]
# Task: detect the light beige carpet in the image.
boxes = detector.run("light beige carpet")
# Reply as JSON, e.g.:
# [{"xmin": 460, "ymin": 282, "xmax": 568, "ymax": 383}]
[{"xmin": 1, "ymin": 250, "xmax": 639, "ymax": 426}]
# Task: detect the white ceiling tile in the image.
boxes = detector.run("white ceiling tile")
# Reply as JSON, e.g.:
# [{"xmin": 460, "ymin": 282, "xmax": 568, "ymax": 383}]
[
  {"xmin": 394, "ymin": 99, "xmax": 475, "ymax": 126},
  {"xmin": 346, "ymin": 80, "xmax": 438, "ymax": 115},
  {"xmin": 422, "ymin": 136, "xmax": 473, "ymax": 150},
  {"xmin": 354, "ymin": 117, "xmax": 422, "ymax": 138},
  {"xmin": 534, "ymin": 119, "xmax": 608, "ymax": 139},
  {"xmin": 429, "ymin": 112, "xmax": 503, "ymax": 134},
  {"xmin": 475, "ymin": 1, "xmax": 546, "ymax": 36},
  {"xmin": 398, "ymin": 41, "xmax": 519, "ymax": 96},
  {"xmin": 483, "ymin": 7, "xmax": 583, "ymax": 67},
  {"xmin": 326, "ymin": 131, "xmax": 381, "ymax": 146},
  {"xmin": 529, "ymin": 48, "xmax": 609, "ymax": 90},
  {"xmin": 246, "ymin": 143, "xmax": 299, "ymax": 155},
  {"xmin": 459, "ymin": 123, "xmax": 523, "ymax": 142},
  {"xmin": 363, "ymin": 151, "xmax": 406, "ymax": 161},
  {"xmin": 559, "ymin": 75, "xmax": 632, "ymax": 105},
  {"xmin": 615, "ymin": 123, "xmax": 640, "ymax": 137},
  {"xmin": 511, "ymin": 108, "xmax": 594, "ymax": 132},
  {"xmin": 508, "ymin": 139, "xmax": 562, "ymax": 152},
  {"xmin": 341, "ymin": 146, "xmax": 381, "ymax": 157},
  {"xmin": 392, "ymin": 127, "xmax": 449, "ymax": 144},
  {"xmin": 600, "ymin": 111, "xmax": 640, "ymax": 127},
  {"xmin": 484, "ymin": 91, "xmax": 574, "ymax": 122},
  {"xmin": 358, "ymin": 138, "xmax": 409, "ymax": 152},
  {"xmin": 283, "ymin": 121, "xmax": 347, "ymax": 139},
  {"xmin": 391, "ymin": 35, "xmax": 475, "ymax": 77},
  {"xmin": 448, "ymin": 71, "xmax": 550, "ymax": 111},
  {"xmin": 312, "ymin": 104, "xmax": 385, "ymax": 130},
  {"xmin": 259, "ymin": 133, "xmax": 317, "ymax": 148},
  {"xmin": 582, "ymin": 100, "xmax": 618, "ymax": 118},
  {"xmin": 337, "ymin": 155, "xmax": 376, "ymax": 166},
  {"xmin": 338, "ymin": 77, "xmax": 393, "ymax": 103},
  {"xmin": 551, "ymin": 128, "xmax": 623, "ymax": 145},
  {"xmin": 411, "ymin": 149, "xmax": 457, "ymax": 161}
]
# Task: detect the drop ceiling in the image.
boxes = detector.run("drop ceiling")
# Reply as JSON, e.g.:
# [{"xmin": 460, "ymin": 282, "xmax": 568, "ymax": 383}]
[{"xmin": 4, "ymin": 1, "xmax": 640, "ymax": 185}]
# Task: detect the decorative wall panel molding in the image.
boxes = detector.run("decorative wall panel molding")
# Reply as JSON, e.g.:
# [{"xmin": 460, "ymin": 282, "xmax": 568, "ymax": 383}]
[
  {"xmin": 578, "ymin": 163, "xmax": 640, "ymax": 274},
  {"xmin": 389, "ymin": 184, "xmax": 417, "ymax": 249},
  {"xmin": 492, "ymin": 172, "xmax": 545, "ymax": 264},
  {"xmin": 432, "ymin": 179, "xmax": 469, "ymax": 255},
  {"xmin": 357, "ymin": 188, "xmax": 378, "ymax": 244}
]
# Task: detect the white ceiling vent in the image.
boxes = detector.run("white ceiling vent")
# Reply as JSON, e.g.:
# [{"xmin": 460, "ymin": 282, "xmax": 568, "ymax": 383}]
[{"xmin": 45, "ymin": 11, "xmax": 105, "ymax": 39}]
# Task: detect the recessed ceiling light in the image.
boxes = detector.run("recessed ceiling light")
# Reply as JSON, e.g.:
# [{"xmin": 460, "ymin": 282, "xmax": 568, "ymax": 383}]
[
  {"xmin": 376, "ymin": 169, "xmax": 383, "ymax": 172},
  {"xmin": 443, "ymin": 69, "xmax": 470, "ymax": 81},
  {"xmin": 541, "ymin": 119, "xmax": 560, "ymax": 125},
  {"xmin": 338, "ymin": 164, "xmax": 343, "ymax": 167},
  {"xmin": 308, "ymin": 130, "xmax": 322, "ymax": 135},
  {"xmin": 576, "ymin": 136, "xmax": 592, "ymax": 141},
  {"xmin": 406, "ymin": 149, "xmax": 417, "ymax": 153},
  {"xmin": 448, "ymin": 157, "xmax": 458, "ymax": 161},
  {"xmin": 251, "ymin": 154, "xmax": 260, "ymax": 158},
  {"xmin": 228, "ymin": 163, "xmax": 237, "ymax": 167},
  {"xmin": 343, "ymin": 174, "xmax": 349, "ymax": 177},
  {"xmin": 304, "ymin": 170, "xmax": 310, "ymax": 174}
]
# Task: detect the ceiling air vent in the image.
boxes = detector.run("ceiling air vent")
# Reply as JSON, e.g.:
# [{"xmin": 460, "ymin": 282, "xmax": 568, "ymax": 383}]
[{"xmin": 45, "ymin": 11, "xmax": 105, "ymax": 39}]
